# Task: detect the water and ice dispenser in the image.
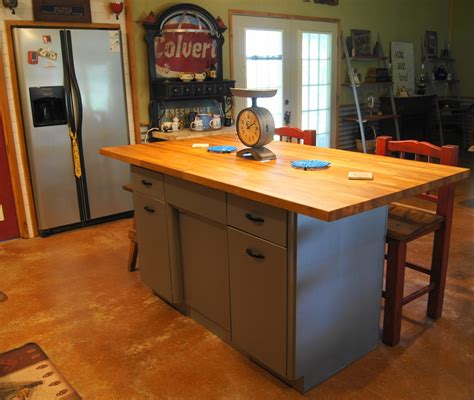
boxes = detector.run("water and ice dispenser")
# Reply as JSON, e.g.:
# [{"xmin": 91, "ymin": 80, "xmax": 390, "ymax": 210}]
[{"xmin": 29, "ymin": 86, "xmax": 67, "ymax": 127}]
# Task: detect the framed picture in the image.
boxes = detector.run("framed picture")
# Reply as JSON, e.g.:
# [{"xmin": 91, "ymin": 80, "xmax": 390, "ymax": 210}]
[
  {"xmin": 351, "ymin": 29, "xmax": 372, "ymax": 57},
  {"xmin": 425, "ymin": 31, "xmax": 438, "ymax": 58},
  {"xmin": 33, "ymin": 0, "xmax": 91, "ymax": 23}
]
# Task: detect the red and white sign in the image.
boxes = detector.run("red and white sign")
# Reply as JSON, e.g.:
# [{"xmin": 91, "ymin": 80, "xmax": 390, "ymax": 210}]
[{"xmin": 155, "ymin": 21, "xmax": 217, "ymax": 78}]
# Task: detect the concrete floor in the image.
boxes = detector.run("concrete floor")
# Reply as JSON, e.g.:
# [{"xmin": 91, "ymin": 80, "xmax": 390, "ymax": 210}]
[{"xmin": 1, "ymin": 154, "xmax": 473, "ymax": 399}]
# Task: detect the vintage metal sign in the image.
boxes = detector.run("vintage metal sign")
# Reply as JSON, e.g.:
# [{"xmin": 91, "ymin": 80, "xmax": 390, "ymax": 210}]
[
  {"xmin": 154, "ymin": 14, "xmax": 218, "ymax": 78},
  {"xmin": 33, "ymin": 0, "xmax": 91, "ymax": 23}
]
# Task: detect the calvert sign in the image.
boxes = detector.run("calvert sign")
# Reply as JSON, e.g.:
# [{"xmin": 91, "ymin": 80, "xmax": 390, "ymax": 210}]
[{"xmin": 155, "ymin": 21, "xmax": 218, "ymax": 78}]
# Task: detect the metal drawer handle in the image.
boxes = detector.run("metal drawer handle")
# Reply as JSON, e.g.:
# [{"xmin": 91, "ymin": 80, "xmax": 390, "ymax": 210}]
[
  {"xmin": 246, "ymin": 248, "xmax": 265, "ymax": 260},
  {"xmin": 141, "ymin": 179, "xmax": 152, "ymax": 187},
  {"xmin": 245, "ymin": 213, "xmax": 264, "ymax": 223},
  {"xmin": 144, "ymin": 206, "xmax": 155, "ymax": 213}
]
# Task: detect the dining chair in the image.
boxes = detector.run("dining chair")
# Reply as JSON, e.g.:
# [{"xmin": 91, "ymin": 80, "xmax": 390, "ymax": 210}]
[
  {"xmin": 122, "ymin": 184, "xmax": 138, "ymax": 272},
  {"xmin": 375, "ymin": 136, "xmax": 459, "ymax": 346},
  {"xmin": 275, "ymin": 126, "xmax": 317, "ymax": 146}
]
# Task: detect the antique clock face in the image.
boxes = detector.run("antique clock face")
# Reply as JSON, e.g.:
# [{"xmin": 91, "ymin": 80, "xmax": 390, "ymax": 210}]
[
  {"xmin": 237, "ymin": 109, "xmax": 261, "ymax": 147},
  {"xmin": 236, "ymin": 107, "xmax": 274, "ymax": 148}
]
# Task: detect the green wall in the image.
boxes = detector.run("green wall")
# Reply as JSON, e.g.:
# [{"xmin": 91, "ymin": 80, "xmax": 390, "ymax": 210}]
[
  {"xmin": 451, "ymin": 0, "xmax": 474, "ymax": 98},
  {"xmin": 132, "ymin": 0, "xmax": 450, "ymax": 123}
]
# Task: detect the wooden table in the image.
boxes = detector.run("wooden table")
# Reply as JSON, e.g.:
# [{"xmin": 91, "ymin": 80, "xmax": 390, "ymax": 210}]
[{"xmin": 100, "ymin": 135, "xmax": 469, "ymax": 392}]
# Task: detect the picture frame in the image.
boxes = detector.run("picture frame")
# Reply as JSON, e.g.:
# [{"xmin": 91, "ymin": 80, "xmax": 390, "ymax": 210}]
[
  {"xmin": 425, "ymin": 31, "xmax": 438, "ymax": 58},
  {"xmin": 351, "ymin": 29, "xmax": 372, "ymax": 57},
  {"xmin": 32, "ymin": 0, "xmax": 91, "ymax": 23}
]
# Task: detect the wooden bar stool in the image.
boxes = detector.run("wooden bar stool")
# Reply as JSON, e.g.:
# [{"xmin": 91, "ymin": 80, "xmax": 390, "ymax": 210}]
[
  {"xmin": 275, "ymin": 126, "xmax": 316, "ymax": 145},
  {"xmin": 376, "ymin": 136, "xmax": 459, "ymax": 346},
  {"xmin": 122, "ymin": 184, "xmax": 138, "ymax": 272}
]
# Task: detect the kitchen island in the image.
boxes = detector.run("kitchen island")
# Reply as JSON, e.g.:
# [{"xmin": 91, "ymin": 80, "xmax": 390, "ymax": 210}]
[{"xmin": 100, "ymin": 135, "xmax": 469, "ymax": 392}]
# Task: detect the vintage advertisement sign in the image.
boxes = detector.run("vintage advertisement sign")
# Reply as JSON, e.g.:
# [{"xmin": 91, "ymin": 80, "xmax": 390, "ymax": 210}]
[
  {"xmin": 391, "ymin": 42, "xmax": 415, "ymax": 95},
  {"xmin": 155, "ymin": 14, "xmax": 218, "ymax": 78}
]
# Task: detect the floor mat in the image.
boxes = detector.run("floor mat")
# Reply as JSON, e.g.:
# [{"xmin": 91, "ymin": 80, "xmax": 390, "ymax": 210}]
[{"xmin": 0, "ymin": 343, "xmax": 81, "ymax": 400}]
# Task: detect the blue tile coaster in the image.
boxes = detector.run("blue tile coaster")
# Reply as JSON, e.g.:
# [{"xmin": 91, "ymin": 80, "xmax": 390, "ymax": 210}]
[
  {"xmin": 291, "ymin": 159, "xmax": 331, "ymax": 170},
  {"xmin": 207, "ymin": 145, "xmax": 237, "ymax": 154}
]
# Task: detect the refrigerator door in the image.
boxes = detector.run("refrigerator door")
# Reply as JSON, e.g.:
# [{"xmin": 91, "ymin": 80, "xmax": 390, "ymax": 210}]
[
  {"xmin": 69, "ymin": 29, "xmax": 131, "ymax": 219},
  {"xmin": 13, "ymin": 28, "xmax": 81, "ymax": 231}
]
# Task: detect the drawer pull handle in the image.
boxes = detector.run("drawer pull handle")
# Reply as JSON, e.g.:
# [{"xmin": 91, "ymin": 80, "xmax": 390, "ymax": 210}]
[
  {"xmin": 246, "ymin": 248, "xmax": 265, "ymax": 260},
  {"xmin": 144, "ymin": 206, "xmax": 155, "ymax": 213},
  {"xmin": 245, "ymin": 213, "xmax": 264, "ymax": 223},
  {"xmin": 141, "ymin": 179, "xmax": 152, "ymax": 187}
]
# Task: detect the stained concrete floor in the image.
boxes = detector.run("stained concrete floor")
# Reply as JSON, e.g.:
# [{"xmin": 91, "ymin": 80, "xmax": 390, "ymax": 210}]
[{"xmin": 1, "ymin": 154, "xmax": 473, "ymax": 400}]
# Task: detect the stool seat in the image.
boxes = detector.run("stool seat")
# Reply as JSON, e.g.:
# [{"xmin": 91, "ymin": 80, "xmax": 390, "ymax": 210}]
[{"xmin": 388, "ymin": 203, "xmax": 444, "ymax": 242}]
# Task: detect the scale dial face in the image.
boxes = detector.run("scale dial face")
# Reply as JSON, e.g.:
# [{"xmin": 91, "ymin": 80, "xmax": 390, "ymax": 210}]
[
  {"xmin": 237, "ymin": 109, "xmax": 261, "ymax": 147},
  {"xmin": 236, "ymin": 107, "xmax": 274, "ymax": 148}
]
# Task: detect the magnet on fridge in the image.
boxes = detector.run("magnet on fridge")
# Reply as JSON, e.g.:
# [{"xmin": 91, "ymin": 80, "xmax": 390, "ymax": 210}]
[
  {"xmin": 42, "ymin": 35, "xmax": 52, "ymax": 44},
  {"xmin": 38, "ymin": 48, "xmax": 48, "ymax": 58},
  {"xmin": 47, "ymin": 50, "xmax": 58, "ymax": 61},
  {"xmin": 28, "ymin": 51, "xmax": 39, "ymax": 65},
  {"xmin": 44, "ymin": 60, "xmax": 56, "ymax": 68}
]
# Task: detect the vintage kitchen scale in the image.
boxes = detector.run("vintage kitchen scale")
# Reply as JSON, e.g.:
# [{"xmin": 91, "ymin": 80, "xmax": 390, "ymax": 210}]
[{"xmin": 231, "ymin": 88, "xmax": 277, "ymax": 161}]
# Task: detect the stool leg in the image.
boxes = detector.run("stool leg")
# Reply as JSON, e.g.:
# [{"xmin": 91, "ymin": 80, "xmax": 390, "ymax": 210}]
[
  {"xmin": 427, "ymin": 222, "xmax": 450, "ymax": 319},
  {"xmin": 128, "ymin": 241, "xmax": 138, "ymax": 272},
  {"xmin": 383, "ymin": 239, "xmax": 407, "ymax": 346}
]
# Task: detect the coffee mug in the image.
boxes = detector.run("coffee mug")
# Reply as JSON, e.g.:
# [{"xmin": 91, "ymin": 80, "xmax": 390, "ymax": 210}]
[
  {"xmin": 194, "ymin": 72, "xmax": 206, "ymax": 81},
  {"xmin": 198, "ymin": 113, "xmax": 212, "ymax": 129},
  {"xmin": 190, "ymin": 118, "xmax": 204, "ymax": 131},
  {"xmin": 161, "ymin": 121, "xmax": 173, "ymax": 132},
  {"xmin": 185, "ymin": 112, "xmax": 198, "ymax": 128},
  {"xmin": 223, "ymin": 116, "xmax": 233, "ymax": 127},
  {"xmin": 209, "ymin": 115, "xmax": 221, "ymax": 129}
]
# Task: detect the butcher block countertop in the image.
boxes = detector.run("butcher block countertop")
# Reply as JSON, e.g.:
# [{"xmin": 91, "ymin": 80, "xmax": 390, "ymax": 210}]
[{"xmin": 100, "ymin": 134, "xmax": 469, "ymax": 222}]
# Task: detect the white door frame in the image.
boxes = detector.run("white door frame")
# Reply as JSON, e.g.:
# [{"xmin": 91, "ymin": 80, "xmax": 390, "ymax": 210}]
[{"xmin": 228, "ymin": 10, "xmax": 341, "ymax": 147}]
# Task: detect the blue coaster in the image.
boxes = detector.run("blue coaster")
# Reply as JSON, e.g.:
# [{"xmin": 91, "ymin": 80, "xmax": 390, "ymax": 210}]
[
  {"xmin": 208, "ymin": 145, "xmax": 237, "ymax": 154},
  {"xmin": 291, "ymin": 159, "xmax": 331, "ymax": 170}
]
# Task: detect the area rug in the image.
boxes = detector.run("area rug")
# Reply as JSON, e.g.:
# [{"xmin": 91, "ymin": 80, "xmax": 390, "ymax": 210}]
[{"xmin": 0, "ymin": 343, "xmax": 81, "ymax": 400}]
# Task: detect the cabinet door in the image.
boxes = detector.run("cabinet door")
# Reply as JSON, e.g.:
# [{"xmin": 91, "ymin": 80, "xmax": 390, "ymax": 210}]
[
  {"xmin": 179, "ymin": 211, "xmax": 230, "ymax": 331},
  {"xmin": 228, "ymin": 227, "xmax": 287, "ymax": 377},
  {"xmin": 134, "ymin": 192, "xmax": 172, "ymax": 302}
]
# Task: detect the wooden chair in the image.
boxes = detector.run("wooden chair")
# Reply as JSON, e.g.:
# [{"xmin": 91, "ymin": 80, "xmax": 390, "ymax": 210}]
[
  {"xmin": 376, "ymin": 136, "xmax": 459, "ymax": 346},
  {"xmin": 275, "ymin": 126, "xmax": 316, "ymax": 146},
  {"xmin": 122, "ymin": 184, "xmax": 138, "ymax": 272}
]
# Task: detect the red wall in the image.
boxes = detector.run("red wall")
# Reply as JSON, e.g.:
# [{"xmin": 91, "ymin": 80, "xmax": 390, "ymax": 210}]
[{"xmin": 0, "ymin": 114, "xmax": 19, "ymax": 241}]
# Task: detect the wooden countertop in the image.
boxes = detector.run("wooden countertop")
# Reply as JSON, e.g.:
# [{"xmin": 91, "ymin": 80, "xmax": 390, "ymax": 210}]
[{"xmin": 100, "ymin": 135, "xmax": 470, "ymax": 222}]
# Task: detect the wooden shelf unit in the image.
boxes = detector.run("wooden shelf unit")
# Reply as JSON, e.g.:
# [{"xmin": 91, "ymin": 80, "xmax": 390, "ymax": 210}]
[
  {"xmin": 342, "ymin": 114, "xmax": 399, "ymax": 123},
  {"xmin": 341, "ymin": 32, "xmax": 400, "ymax": 153}
]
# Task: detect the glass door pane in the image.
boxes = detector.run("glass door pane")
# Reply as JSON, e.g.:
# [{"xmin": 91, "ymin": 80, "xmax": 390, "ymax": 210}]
[
  {"xmin": 301, "ymin": 32, "xmax": 332, "ymax": 147},
  {"xmin": 245, "ymin": 29, "xmax": 283, "ymax": 127}
]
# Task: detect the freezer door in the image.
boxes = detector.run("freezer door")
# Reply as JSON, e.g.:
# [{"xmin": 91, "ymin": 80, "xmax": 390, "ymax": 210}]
[
  {"xmin": 69, "ymin": 29, "xmax": 131, "ymax": 219},
  {"xmin": 13, "ymin": 28, "xmax": 81, "ymax": 230}
]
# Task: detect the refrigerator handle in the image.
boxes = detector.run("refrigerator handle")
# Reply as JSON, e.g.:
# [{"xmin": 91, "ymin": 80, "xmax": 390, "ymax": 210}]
[
  {"xmin": 66, "ymin": 30, "xmax": 84, "ymax": 139},
  {"xmin": 60, "ymin": 30, "xmax": 76, "ymax": 134}
]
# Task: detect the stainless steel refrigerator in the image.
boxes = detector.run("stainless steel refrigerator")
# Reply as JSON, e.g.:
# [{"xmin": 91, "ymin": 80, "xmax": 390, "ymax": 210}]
[{"xmin": 13, "ymin": 27, "xmax": 132, "ymax": 236}]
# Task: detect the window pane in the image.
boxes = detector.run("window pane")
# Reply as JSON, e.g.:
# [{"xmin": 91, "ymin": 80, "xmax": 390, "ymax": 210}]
[
  {"xmin": 317, "ymin": 110, "xmax": 328, "ymax": 134},
  {"xmin": 245, "ymin": 29, "xmax": 283, "ymax": 126},
  {"xmin": 319, "ymin": 34, "xmax": 330, "ymax": 60},
  {"xmin": 319, "ymin": 60, "xmax": 329, "ymax": 84},
  {"xmin": 318, "ymin": 85, "xmax": 329, "ymax": 109},
  {"xmin": 309, "ymin": 60, "xmax": 319, "ymax": 85},
  {"xmin": 309, "ymin": 86, "xmax": 319, "ymax": 110},
  {"xmin": 309, "ymin": 35, "xmax": 319, "ymax": 59}
]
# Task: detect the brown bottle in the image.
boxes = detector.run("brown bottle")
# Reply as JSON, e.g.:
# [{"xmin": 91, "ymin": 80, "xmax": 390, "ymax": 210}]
[{"xmin": 209, "ymin": 63, "xmax": 217, "ymax": 80}]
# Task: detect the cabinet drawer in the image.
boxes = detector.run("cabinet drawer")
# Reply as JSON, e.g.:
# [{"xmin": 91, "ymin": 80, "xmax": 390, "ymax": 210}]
[
  {"xmin": 133, "ymin": 193, "xmax": 172, "ymax": 302},
  {"xmin": 131, "ymin": 166, "xmax": 164, "ymax": 200},
  {"xmin": 164, "ymin": 176, "xmax": 226, "ymax": 224},
  {"xmin": 228, "ymin": 228, "xmax": 287, "ymax": 377},
  {"xmin": 227, "ymin": 194, "xmax": 287, "ymax": 246}
]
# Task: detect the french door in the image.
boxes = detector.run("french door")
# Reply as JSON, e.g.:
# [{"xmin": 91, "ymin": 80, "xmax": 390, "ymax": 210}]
[{"xmin": 231, "ymin": 14, "xmax": 338, "ymax": 147}]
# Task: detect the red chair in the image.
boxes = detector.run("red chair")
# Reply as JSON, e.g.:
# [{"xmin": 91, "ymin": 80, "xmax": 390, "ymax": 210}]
[
  {"xmin": 376, "ymin": 136, "xmax": 459, "ymax": 346},
  {"xmin": 275, "ymin": 126, "xmax": 316, "ymax": 145}
]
